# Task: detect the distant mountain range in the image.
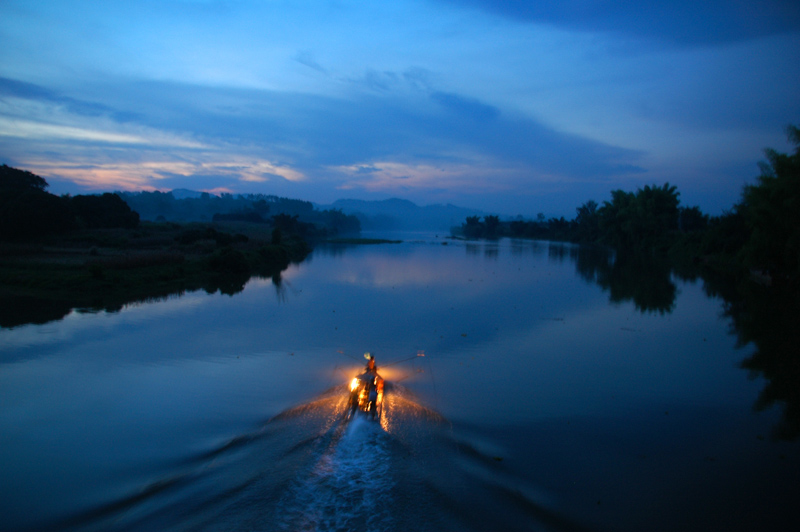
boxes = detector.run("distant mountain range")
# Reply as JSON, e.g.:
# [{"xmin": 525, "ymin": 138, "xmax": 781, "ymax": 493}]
[
  {"xmin": 317, "ymin": 198, "xmax": 485, "ymax": 231},
  {"xmin": 153, "ymin": 189, "xmax": 484, "ymax": 231}
]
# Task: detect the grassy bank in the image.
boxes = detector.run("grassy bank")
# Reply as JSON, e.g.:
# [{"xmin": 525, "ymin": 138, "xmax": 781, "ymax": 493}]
[{"xmin": 0, "ymin": 221, "xmax": 310, "ymax": 327}]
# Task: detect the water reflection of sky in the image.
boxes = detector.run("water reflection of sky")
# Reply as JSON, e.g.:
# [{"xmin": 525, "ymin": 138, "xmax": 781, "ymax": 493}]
[
  {"xmin": 3, "ymin": 237, "xmax": 761, "ymax": 421},
  {"xmin": 1, "ymin": 235, "xmax": 793, "ymax": 532}
]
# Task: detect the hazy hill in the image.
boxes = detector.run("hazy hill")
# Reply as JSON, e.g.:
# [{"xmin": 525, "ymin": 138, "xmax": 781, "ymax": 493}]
[
  {"xmin": 120, "ymin": 188, "xmax": 483, "ymax": 232},
  {"xmin": 320, "ymin": 198, "xmax": 484, "ymax": 231},
  {"xmin": 171, "ymin": 188, "xmax": 204, "ymax": 200}
]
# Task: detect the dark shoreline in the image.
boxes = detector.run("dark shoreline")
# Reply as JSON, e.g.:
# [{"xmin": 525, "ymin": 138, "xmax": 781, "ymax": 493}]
[{"xmin": 0, "ymin": 221, "xmax": 310, "ymax": 328}]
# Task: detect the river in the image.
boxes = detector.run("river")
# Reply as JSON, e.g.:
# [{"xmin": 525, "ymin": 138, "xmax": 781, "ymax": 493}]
[{"xmin": 1, "ymin": 233, "xmax": 797, "ymax": 531}]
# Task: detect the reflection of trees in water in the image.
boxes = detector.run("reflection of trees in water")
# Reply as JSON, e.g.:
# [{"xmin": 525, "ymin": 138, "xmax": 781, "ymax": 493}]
[
  {"xmin": 0, "ymin": 294, "xmax": 74, "ymax": 328},
  {"xmin": 570, "ymin": 244, "xmax": 798, "ymax": 439},
  {"xmin": 572, "ymin": 244, "xmax": 799, "ymax": 440},
  {"xmin": 312, "ymin": 244, "xmax": 349, "ymax": 258},
  {"xmin": 689, "ymin": 265, "xmax": 800, "ymax": 440},
  {"xmin": 0, "ymin": 275, "xmax": 241, "ymax": 329},
  {"xmin": 466, "ymin": 243, "xmax": 481, "ymax": 256},
  {"xmin": 571, "ymin": 246, "xmax": 677, "ymax": 314},
  {"xmin": 211, "ymin": 272, "xmax": 251, "ymax": 296},
  {"xmin": 600, "ymin": 252, "xmax": 677, "ymax": 314},
  {"xmin": 721, "ymin": 283, "xmax": 800, "ymax": 440},
  {"xmin": 547, "ymin": 242, "xmax": 572, "ymax": 263},
  {"xmin": 0, "ymin": 268, "xmax": 286, "ymax": 329},
  {"xmin": 509, "ymin": 239, "xmax": 547, "ymax": 258},
  {"xmin": 271, "ymin": 272, "xmax": 301, "ymax": 304},
  {"xmin": 465, "ymin": 241, "xmax": 501, "ymax": 259},
  {"xmin": 572, "ymin": 245, "xmax": 611, "ymax": 285}
]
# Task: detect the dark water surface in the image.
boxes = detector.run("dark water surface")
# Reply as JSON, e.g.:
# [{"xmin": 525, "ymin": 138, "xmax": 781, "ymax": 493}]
[{"xmin": 1, "ymin": 234, "xmax": 797, "ymax": 531}]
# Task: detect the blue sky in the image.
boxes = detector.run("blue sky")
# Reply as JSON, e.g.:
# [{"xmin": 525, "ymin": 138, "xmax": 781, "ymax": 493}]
[{"xmin": 1, "ymin": 0, "xmax": 798, "ymax": 217}]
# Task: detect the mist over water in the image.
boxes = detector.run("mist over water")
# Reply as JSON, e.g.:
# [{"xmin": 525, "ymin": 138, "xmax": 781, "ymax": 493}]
[{"xmin": 1, "ymin": 234, "xmax": 797, "ymax": 531}]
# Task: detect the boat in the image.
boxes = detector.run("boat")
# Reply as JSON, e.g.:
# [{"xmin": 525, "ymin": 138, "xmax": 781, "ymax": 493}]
[{"xmin": 348, "ymin": 369, "xmax": 384, "ymax": 419}]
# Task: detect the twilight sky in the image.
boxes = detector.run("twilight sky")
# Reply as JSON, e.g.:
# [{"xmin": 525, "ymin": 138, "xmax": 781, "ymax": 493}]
[{"xmin": 1, "ymin": 0, "xmax": 799, "ymax": 217}]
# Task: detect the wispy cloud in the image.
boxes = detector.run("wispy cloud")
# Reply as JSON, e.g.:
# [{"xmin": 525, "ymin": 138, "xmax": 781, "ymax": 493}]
[
  {"xmin": 0, "ymin": 74, "xmax": 644, "ymax": 193},
  {"xmin": 1, "ymin": 0, "xmax": 797, "ymax": 215},
  {"xmin": 21, "ymin": 157, "xmax": 305, "ymax": 192},
  {"xmin": 437, "ymin": 0, "xmax": 800, "ymax": 45},
  {"xmin": 294, "ymin": 51, "xmax": 328, "ymax": 74},
  {"xmin": 0, "ymin": 116, "xmax": 206, "ymax": 149}
]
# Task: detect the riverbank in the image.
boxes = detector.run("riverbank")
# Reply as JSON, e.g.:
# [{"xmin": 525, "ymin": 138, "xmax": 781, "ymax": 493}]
[{"xmin": 0, "ymin": 221, "xmax": 310, "ymax": 328}]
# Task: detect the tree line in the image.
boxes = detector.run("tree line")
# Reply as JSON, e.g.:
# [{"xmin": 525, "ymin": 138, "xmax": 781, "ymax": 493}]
[
  {"xmin": 118, "ymin": 190, "xmax": 361, "ymax": 237},
  {"xmin": 457, "ymin": 125, "xmax": 800, "ymax": 287},
  {"xmin": 1, "ymin": 166, "xmax": 316, "ymax": 322},
  {"xmin": 0, "ymin": 167, "xmax": 361, "ymax": 242},
  {"xmin": 1, "ymin": 165, "xmax": 139, "ymax": 241},
  {"xmin": 458, "ymin": 126, "xmax": 800, "ymax": 439},
  {"xmin": 459, "ymin": 184, "xmax": 700, "ymax": 251}
]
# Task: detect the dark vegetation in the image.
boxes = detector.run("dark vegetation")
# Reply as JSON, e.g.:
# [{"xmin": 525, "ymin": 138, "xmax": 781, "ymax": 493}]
[
  {"xmin": 118, "ymin": 189, "xmax": 361, "ymax": 237},
  {"xmin": 0, "ymin": 165, "xmax": 326, "ymax": 327},
  {"xmin": 2, "ymin": 126, "xmax": 798, "ymax": 439},
  {"xmin": 0, "ymin": 165, "xmax": 140, "ymax": 241},
  {"xmin": 325, "ymin": 197, "xmax": 482, "ymax": 231},
  {"xmin": 457, "ymin": 126, "xmax": 800, "ymax": 288},
  {"xmin": 0, "ymin": 222, "xmax": 309, "ymax": 325},
  {"xmin": 459, "ymin": 184, "xmax": 694, "ymax": 255},
  {"xmin": 456, "ymin": 125, "xmax": 800, "ymax": 440}
]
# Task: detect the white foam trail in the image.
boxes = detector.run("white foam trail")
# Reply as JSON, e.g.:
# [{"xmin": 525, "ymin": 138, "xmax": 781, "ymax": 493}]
[{"xmin": 276, "ymin": 415, "xmax": 394, "ymax": 532}]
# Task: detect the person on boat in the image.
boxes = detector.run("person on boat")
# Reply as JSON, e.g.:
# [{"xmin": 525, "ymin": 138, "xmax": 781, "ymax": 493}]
[
  {"xmin": 362, "ymin": 352, "xmax": 384, "ymax": 418},
  {"xmin": 365, "ymin": 352, "xmax": 376, "ymax": 372},
  {"xmin": 368, "ymin": 383, "xmax": 379, "ymax": 418}
]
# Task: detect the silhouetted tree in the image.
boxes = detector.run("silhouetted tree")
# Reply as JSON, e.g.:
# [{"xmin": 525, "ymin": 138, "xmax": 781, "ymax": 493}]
[
  {"xmin": 598, "ymin": 189, "xmax": 637, "ymax": 248},
  {"xmin": 699, "ymin": 206, "xmax": 749, "ymax": 258},
  {"xmin": 678, "ymin": 205, "xmax": 708, "ymax": 233},
  {"xmin": 598, "ymin": 183, "xmax": 679, "ymax": 250},
  {"xmin": 509, "ymin": 220, "xmax": 527, "ymax": 236},
  {"xmin": 739, "ymin": 125, "xmax": 800, "ymax": 282},
  {"xmin": 0, "ymin": 164, "xmax": 48, "ymax": 197},
  {"xmin": 547, "ymin": 216, "xmax": 572, "ymax": 240},
  {"xmin": 462, "ymin": 215, "xmax": 483, "ymax": 238},
  {"xmin": 0, "ymin": 189, "xmax": 74, "ymax": 240},
  {"xmin": 212, "ymin": 210, "xmax": 265, "ymax": 223},
  {"xmin": 119, "ymin": 190, "xmax": 354, "ymax": 235},
  {"xmin": 252, "ymin": 199, "xmax": 270, "ymax": 215},
  {"xmin": 70, "ymin": 193, "xmax": 139, "ymax": 229},
  {"xmin": 0, "ymin": 165, "xmax": 75, "ymax": 240},
  {"xmin": 574, "ymin": 199, "xmax": 600, "ymax": 242},
  {"xmin": 271, "ymin": 227, "xmax": 282, "ymax": 245},
  {"xmin": 271, "ymin": 213, "xmax": 306, "ymax": 236},
  {"xmin": 323, "ymin": 208, "xmax": 361, "ymax": 235},
  {"xmin": 483, "ymin": 215, "xmax": 500, "ymax": 238}
]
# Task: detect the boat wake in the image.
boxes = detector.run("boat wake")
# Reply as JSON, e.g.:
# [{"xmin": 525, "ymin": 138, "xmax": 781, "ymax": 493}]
[
  {"xmin": 276, "ymin": 415, "xmax": 395, "ymax": 532},
  {"xmin": 52, "ymin": 384, "xmax": 591, "ymax": 532}
]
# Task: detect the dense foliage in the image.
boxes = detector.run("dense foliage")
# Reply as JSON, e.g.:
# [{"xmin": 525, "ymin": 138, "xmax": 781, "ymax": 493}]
[
  {"xmin": 1, "ymin": 165, "xmax": 139, "ymax": 240},
  {"xmin": 457, "ymin": 125, "xmax": 800, "ymax": 287},
  {"xmin": 1, "ymin": 166, "xmax": 360, "ymax": 242},
  {"xmin": 455, "ymin": 126, "xmax": 800, "ymax": 440},
  {"xmin": 118, "ymin": 190, "xmax": 360, "ymax": 237},
  {"xmin": 71, "ymin": 193, "xmax": 140, "ymax": 230},
  {"xmin": 2, "ymin": 126, "xmax": 799, "ymax": 439},
  {"xmin": 739, "ymin": 125, "xmax": 800, "ymax": 282}
]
